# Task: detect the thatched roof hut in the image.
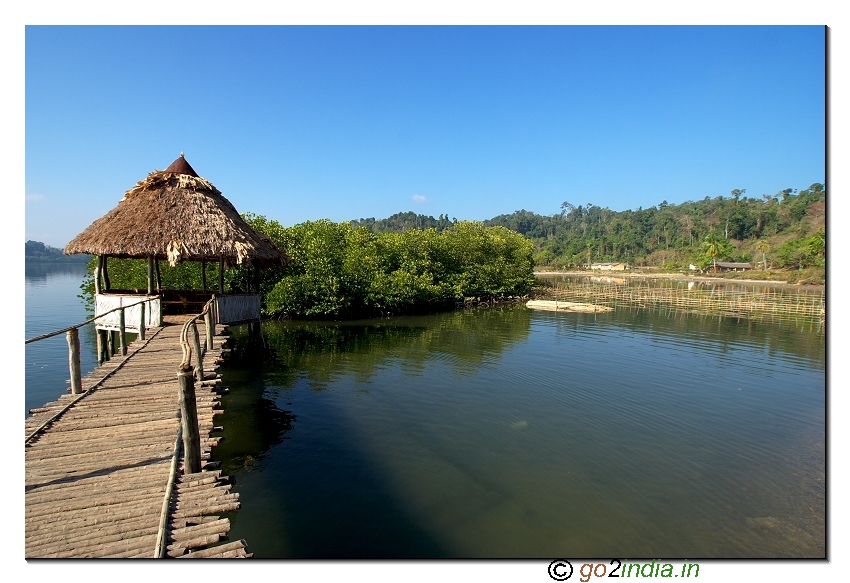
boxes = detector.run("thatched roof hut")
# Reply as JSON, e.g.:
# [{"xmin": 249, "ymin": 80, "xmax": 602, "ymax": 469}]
[{"xmin": 65, "ymin": 155, "xmax": 285, "ymax": 268}]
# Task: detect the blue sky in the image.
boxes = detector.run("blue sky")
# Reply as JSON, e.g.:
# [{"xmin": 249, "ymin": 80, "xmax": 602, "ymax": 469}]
[{"xmin": 25, "ymin": 25, "xmax": 824, "ymax": 247}]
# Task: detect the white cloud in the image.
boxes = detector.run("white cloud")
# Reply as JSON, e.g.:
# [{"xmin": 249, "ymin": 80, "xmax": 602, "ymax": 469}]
[{"xmin": 412, "ymin": 194, "xmax": 427, "ymax": 203}]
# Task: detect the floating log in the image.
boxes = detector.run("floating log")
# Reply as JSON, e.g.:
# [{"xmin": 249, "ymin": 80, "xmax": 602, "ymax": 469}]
[
  {"xmin": 177, "ymin": 539, "xmax": 248, "ymax": 558},
  {"xmin": 526, "ymin": 300, "xmax": 614, "ymax": 313}
]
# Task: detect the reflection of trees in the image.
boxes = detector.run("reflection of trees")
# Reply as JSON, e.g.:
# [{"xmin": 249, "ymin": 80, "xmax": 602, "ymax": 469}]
[
  {"xmin": 25, "ymin": 262, "xmax": 89, "ymax": 282},
  {"xmin": 246, "ymin": 306, "xmax": 533, "ymax": 389},
  {"xmin": 213, "ymin": 374, "xmax": 296, "ymax": 475},
  {"xmin": 215, "ymin": 306, "xmax": 531, "ymax": 478},
  {"xmin": 553, "ymin": 306, "xmax": 824, "ymax": 368}
]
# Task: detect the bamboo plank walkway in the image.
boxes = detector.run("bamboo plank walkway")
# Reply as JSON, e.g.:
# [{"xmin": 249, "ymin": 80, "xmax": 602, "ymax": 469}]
[{"xmin": 25, "ymin": 315, "xmax": 250, "ymax": 558}]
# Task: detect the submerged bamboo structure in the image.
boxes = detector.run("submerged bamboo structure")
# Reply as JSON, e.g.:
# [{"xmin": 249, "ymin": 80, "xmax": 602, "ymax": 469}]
[{"xmin": 538, "ymin": 282, "xmax": 825, "ymax": 326}]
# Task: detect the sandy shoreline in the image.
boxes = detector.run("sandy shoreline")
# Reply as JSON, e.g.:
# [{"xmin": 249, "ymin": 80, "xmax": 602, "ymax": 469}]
[{"xmin": 534, "ymin": 271, "xmax": 825, "ymax": 293}]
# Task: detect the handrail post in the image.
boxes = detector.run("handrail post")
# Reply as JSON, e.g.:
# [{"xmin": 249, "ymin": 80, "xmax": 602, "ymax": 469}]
[
  {"xmin": 178, "ymin": 365, "xmax": 202, "ymax": 474},
  {"xmin": 66, "ymin": 328, "xmax": 82, "ymax": 395},
  {"xmin": 191, "ymin": 320, "xmax": 204, "ymax": 382},
  {"xmin": 139, "ymin": 301, "xmax": 146, "ymax": 341},
  {"xmin": 119, "ymin": 307, "xmax": 127, "ymax": 356},
  {"xmin": 204, "ymin": 309, "xmax": 214, "ymax": 352}
]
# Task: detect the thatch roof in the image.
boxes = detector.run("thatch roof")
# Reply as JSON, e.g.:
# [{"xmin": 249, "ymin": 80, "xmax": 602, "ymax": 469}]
[{"xmin": 65, "ymin": 155, "xmax": 286, "ymax": 268}]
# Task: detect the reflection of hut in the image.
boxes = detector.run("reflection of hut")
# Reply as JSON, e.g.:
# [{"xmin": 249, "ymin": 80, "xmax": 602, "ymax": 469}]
[{"xmin": 64, "ymin": 154, "xmax": 286, "ymax": 329}]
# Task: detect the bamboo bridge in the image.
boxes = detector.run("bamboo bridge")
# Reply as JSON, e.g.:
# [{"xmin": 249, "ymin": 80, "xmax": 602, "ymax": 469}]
[{"xmin": 25, "ymin": 309, "xmax": 251, "ymax": 558}]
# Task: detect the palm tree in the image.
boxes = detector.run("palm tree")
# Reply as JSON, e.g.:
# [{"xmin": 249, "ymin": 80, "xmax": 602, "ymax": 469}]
[
  {"xmin": 701, "ymin": 234, "xmax": 721, "ymax": 271},
  {"xmin": 755, "ymin": 240, "xmax": 770, "ymax": 269}
]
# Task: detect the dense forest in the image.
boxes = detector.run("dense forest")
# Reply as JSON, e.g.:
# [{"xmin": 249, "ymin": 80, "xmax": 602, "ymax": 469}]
[
  {"xmin": 351, "ymin": 183, "xmax": 826, "ymax": 272},
  {"xmin": 25, "ymin": 240, "xmax": 90, "ymax": 262}
]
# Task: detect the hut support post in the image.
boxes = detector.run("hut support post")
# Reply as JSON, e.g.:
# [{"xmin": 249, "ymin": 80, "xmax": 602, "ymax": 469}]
[
  {"xmin": 109, "ymin": 331, "xmax": 116, "ymax": 357},
  {"xmin": 178, "ymin": 366, "xmax": 202, "ymax": 475},
  {"xmin": 204, "ymin": 310, "xmax": 214, "ymax": 352},
  {"xmin": 102, "ymin": 256, "xmax": 110, "ymax": 292},
  {"xmin": 139, "ymin": 301, "xmax": 146, "ymax": 341},
  {"xmin": 94, "ymin": 256, "xmax": 102, "ymax": 295},
  {"xmin": 155, "ymin": 258, "xmax": 162, "ymax": 293},
  {"xmin": 147, "ymin": 257, "xmax": 154, "ymax": 295},
  {"xmin": 191, "ymin": 321, "xmax": 204, "ymax": 381},
  {"xmin": 96, "ymin": 328, "xmax": 105, "ymax": 365},
  {"xmin": 218, "ymin": 257, "xmax": 224, "ymax": 295},
  {"xmin": 66, "ymin": 328, "xmax": 82, "ymax": 395},
  {"xmin": 202, "ymin": 259, "xmax": 207, "ymax": 292},
  {"xmin": 118, "ymin": 308, "xmax": 127, "ymax": 356}
]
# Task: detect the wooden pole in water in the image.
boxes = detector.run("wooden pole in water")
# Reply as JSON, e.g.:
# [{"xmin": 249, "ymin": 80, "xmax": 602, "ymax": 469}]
[
  {"xmin": 66, "ymin": 328, "xmax": 82, "ymax": 395},
  {"xmin": 204, "ymin": 309, "xmax": 214, "ymax": 352},
  {"xmin": 139, "ymin": 301, "xmax": 146, "ymax": 341},
  {"xmin": 178, "ymin": 366, "xmax": 202, "ymax": 475},
  {"xmin": 191, "ymin": 321, "xmax": 204, "ymax": 382},
  {"xmin": 118, "ymin": 308, "xmax": 127, "ymax": 356}
]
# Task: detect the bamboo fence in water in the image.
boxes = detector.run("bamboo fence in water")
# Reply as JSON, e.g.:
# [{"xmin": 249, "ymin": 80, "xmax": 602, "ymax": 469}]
[{"xmin": 539, "ymin": 282, "xmax": 825, "ymax": 326}]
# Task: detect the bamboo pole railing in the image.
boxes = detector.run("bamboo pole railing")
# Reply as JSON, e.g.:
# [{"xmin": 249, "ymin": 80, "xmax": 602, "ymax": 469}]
[
  {"xmin": 177, "ymin": 299, "xmax": 216, "ymax": 477},
  {"xmin": 25, "ymin": 297, "xmax": 159, "ymax": 405}
]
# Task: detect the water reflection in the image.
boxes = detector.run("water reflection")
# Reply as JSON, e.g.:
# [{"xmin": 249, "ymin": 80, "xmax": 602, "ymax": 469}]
[{"xmin": 214, "ymin": 304, "xmax": 824, "ymax": 558}]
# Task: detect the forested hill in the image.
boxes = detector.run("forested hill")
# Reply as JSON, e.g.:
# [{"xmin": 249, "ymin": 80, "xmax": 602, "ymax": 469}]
[
  {"xmin": 350, "ymin": 183, "xmax": 825, "ymax": 270},
  {"xmin": 25, "ymin": 240, "xmax": 90, "ymax": 262}
]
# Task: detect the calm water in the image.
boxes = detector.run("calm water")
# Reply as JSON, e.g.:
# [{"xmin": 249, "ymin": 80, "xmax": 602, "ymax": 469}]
[
  {"xmin": 24, "ymin": 263, "xmax": 826, "ymax": 558},
  {"xmin": 25, "ymin": 262, "xmax": 99, "ymax": 415},
  {"xmin": 215, "ymin": 305, "xmax": 825, "ymax": 558}
]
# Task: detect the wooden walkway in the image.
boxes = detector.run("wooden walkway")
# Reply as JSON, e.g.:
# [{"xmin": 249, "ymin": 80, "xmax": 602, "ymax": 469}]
[{"xmin": 25, "ymin": 315, "xmax": 250, "ymax": 558}]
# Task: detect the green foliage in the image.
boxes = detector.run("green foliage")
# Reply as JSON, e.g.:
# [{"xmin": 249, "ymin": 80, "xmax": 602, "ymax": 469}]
[
  {"xmin": 775, "ymin": 228, "xmax": 825, "ymax": 269},
  {"xmin": 260, "ymin": 219, "xmax": 535, "ymax": 318},
  {"xmin": 698, "ymin": 232, "xmax": 735, "ymax": 268}
]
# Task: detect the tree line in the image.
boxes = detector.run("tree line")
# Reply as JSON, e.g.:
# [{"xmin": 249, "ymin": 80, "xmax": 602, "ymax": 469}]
[
  {"xmin": 26, "ymin": 240, "xmax": 90, "ymax": 262},
  {"xmin": 483, "ymin": 183, "xmax": 825, "ymax": 271},
  {"xmin": 345, "ymin": 184, "xmax": 825, "ymax": 271}
]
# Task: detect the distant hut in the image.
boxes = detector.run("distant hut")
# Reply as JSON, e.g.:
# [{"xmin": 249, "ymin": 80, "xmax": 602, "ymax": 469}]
[
  {"xmin": 65, "ymin": 154, "xmax": 286, "ymax": 329},
  {"xmin": 714, "ymin": 261, "xmax": 753, "ymax": 272}
]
